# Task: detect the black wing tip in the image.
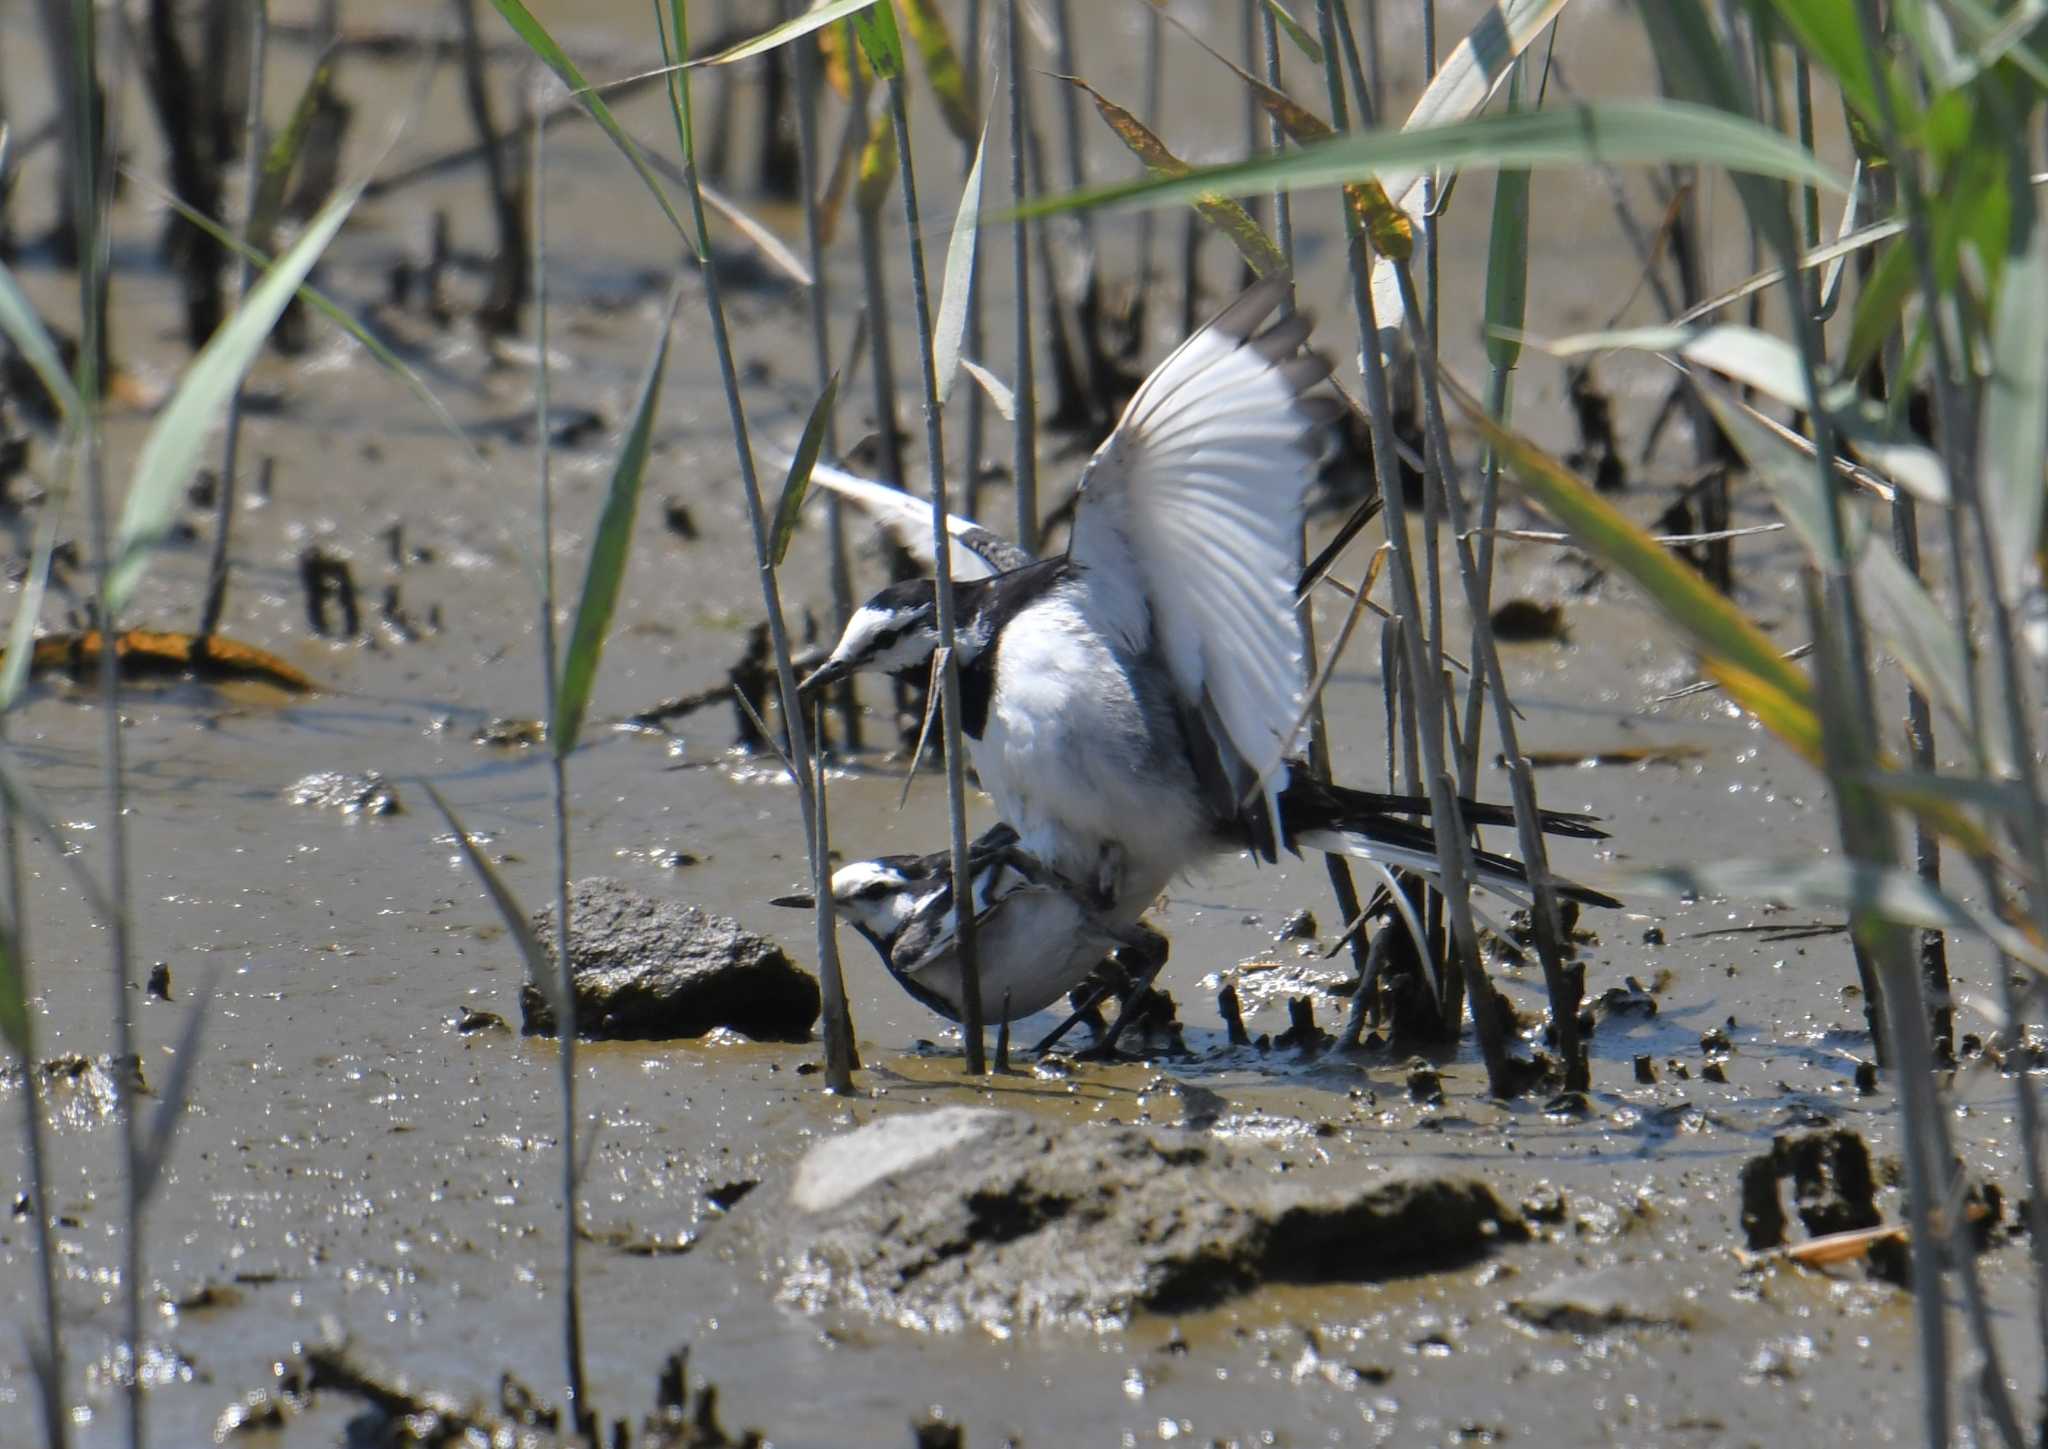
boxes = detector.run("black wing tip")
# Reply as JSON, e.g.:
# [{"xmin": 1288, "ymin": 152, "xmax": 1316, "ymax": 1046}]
[
  {"xmin": 1557, "ymin": 880, "xmax": 1625, "ymax": 910},
  {"xmin": 1205, "ymin": 269, "xmax": 1297, "ymax": 346},
  {"xmin": 1538, "ymin": 809, "xmax": 1610, "ymax": 841}
]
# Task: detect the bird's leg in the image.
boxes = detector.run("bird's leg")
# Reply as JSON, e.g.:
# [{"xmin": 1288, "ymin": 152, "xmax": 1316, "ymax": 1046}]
[
  {"xmin": 1029, "ymin": 921, "xmax": 1170, "ymax": 1057},
  {"xmin": 1030, "ymin": 969, "xmax": 1116, "ymax": 1056},
  {"xmin": 1091, "ymin": 841, "xmax": 1126, "ymax": 912},
  {"xmin": 1082, "ymin": 925, "xmax": 1174, "ymax": 1060}
]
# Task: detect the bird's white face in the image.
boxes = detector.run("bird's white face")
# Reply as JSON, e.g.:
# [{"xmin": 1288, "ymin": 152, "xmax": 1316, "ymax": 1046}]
[
  {"xmin": 824, "ymin": 600, "xmax": 942, "ymax": 679},
  {"xmin": 828, "ymin": 860, "xmax": 923, "ymax": 936}
]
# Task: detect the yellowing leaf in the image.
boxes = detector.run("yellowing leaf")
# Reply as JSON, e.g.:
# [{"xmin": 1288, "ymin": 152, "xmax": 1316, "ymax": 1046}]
[
  {"xmin": 901, "ymin": 0, "xmax": 977, "ymax": 143},
  {"xmin": 854, "ymin": 104, "xmax": 897, "ymax": 215},
  {"xmin": 1063, "ymin": 75, "xmax": 1286, "ymax": 278}
]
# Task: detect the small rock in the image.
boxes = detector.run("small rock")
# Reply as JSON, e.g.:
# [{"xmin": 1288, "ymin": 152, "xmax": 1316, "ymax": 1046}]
[
  {"xmin": 1276, "ymin": 908, "xmax": 1318, "ymax": 941},
  {"xmin": 1407, "ymin": 1065, "xmax": 1444, "ymax": 1106},
  {"xmin": 1596, "ymin": 976, "xmax": 1658, "ymax": 1017},
  {"xmin": 147, "ymin": 962, "xmax": 172, "ymax": 1000},
  {"xmin": 455, "ymin": 1007, "xmax": 509, "ymax": 1034},
  {"xmin": 1854, "ymin": 1060, "xmax": 1879, "ymax": 1095},
  {"xmin": 1700, "ymin": 1026, "xmax": 1732, "ymax": 1055},
  {"xmin": 1641, "ymin": 926, "xmax": 1666, "ymax": 946},
  {"xmin": 1633, "ymin": 1054, "xmax": 1656, "ymax": 1085},
  {"xmin": 767, "ymin": 1108, "xmax": 1527, "ymax": 1333},
  {"xmin": 284, "ymin": 770, "xmax": 400, "ymax": 816},
  {"xmin": 1701, "ymin": 1061, "xmax": 1728, "ymax": 1084},
  {"xmin": 524, "ymin": 878, "xmax": 820, "ymax": 1042}
]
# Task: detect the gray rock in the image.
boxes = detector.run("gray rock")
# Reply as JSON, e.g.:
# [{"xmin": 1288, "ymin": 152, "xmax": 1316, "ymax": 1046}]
[
  {"xmin": 524, "ymin": 878, "xmax": 819, "ymax": 1042},
  {"xmin": 765, "ymin": 1107, "xmax": 1526, "ymax": 1333}
]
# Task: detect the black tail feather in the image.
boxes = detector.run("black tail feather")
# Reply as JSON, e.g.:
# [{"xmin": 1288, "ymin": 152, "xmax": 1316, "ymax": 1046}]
[{"xmin": 1278, "ymin": 771, "xmax": 1608, "ymax": 841}]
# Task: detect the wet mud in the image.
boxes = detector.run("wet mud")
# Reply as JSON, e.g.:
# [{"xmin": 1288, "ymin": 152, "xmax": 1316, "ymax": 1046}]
[{"xmin": 0, "ymin": 2, "xmax": 2036, "ymax": 1446}]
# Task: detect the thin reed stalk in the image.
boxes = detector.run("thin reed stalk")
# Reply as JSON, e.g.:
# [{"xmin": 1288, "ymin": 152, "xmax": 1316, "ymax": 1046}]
[
  {"xmin": 1313, "ymin": 0, "xmax": 1504, "ymax": 1090},
  {"xmin": 528, "ymin": 108, "xmax": 593, "ymax": 1439},
  {"xmin": 1256, "ymin": 0, "xmax": 1366, "ymax": 991},
  {"xmin": 1848, "ymin": 0, "xmax": 2048, "ymax": 1409},
  {"xmin": 1390, "ymin": 257, "xmax": 1585, "ymax": 1087},
  {"xmin": 657, "ymin": 0, "xmax": 854, "ymax": 1092},
  {"xmin": 60, "ymin": 4, "xmax": 146, "ymax": 1439},
  {"xmin": 958, "ymin": 0, "xmax": 988, "ymax": 525},
  {"xmin": 1005, "ymin": 0, "xmax": 1036, "ymax": 550},
  {"xmin": 791, "ymin": 25, "xmax": 860, "ymax": 748},
  {"xmin": 876, "ymin": 29, "xmax": 987, "ymax": 1073},
  {"xmin": 199, "ymin": 0, "xmax": 268, "ymax": 646},
  {"xmin": 848, "ymin": 54, "xmax": 904, "ymax": 491}
]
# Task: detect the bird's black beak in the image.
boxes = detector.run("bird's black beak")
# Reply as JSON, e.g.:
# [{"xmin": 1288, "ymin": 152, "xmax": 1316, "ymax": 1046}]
[
  {"xmin": 769, "ymin": 891, "xmax": 815, "ymax": 909},
  {"xmin": 798, "ymin": 656, "xmax": 851, "ymax": 697}
]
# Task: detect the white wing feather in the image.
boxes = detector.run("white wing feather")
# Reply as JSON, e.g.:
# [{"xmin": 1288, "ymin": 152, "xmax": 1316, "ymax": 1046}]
[
  {"xmin": 1068, "ymin": 275, "xmax": 1334, "ymax": 843},
  {"xmin": 807, "ymin": 462, "xmax": 1032, "ymax": 581}
]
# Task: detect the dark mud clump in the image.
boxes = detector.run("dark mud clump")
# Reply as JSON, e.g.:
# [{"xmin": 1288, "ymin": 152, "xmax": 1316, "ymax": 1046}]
[
  {"xmin": 227, "ymin": 1342, "xmax": 765, "ymax": 1447},
  {"xmin": 1740, "ymin": 1128, "xmax": 1883, "ymax": 1250},
  {"xmin": 525, "ymin": 878, "xmax": 819, "ymax": 1042},
  {"xmin": 764, "ymin": 1107, "xmax": 1527, "ymax": 1333}
]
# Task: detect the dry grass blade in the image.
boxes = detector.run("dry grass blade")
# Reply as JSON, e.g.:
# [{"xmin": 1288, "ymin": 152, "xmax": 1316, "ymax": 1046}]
[
  {"xmin": 901, "ymin": 0, "xmax": 976, "ymax": 142},
  {"xmin": 959, "ymin": 357, "xmax": 1015, "ymax": 420},
  {"xmin": 934, "ymin": 124, "xmax": 988, "ymax": 405},
  {"xmin": 1056, "ymin": 74, "xmax": 1286, "ymax": 276},
  {"xmin": 693, "ymin": 0, "xmax": 881, "ymax": 68},
  {"xmin": 1442, "ymin": 367, "xmax": 1814, "ymax": 707}
]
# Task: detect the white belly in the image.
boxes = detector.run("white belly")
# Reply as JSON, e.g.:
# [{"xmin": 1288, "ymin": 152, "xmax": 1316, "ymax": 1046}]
[
  {"xmin": 971, "ymin": 598, "xmax": 1208, "ymax": 921},
  {"xmin": 904, "ymin": 885, "xmax": 1120, "ymax": 1020}
]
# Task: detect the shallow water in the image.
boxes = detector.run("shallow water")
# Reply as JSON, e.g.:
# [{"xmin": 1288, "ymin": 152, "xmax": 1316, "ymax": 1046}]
[{"xmin": 0, "ymin": 2, "xmax": 2030, "ymax": 1445}]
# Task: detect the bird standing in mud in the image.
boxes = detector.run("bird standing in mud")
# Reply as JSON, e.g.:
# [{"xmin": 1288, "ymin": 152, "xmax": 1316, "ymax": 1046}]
[
  {"xmin": 771, "ymin": 825, "xmax": 1165, "ymax": 1034},
  {"xmin": 800, "ymin": 274, "xmax": 1617, "ymax": 925}
]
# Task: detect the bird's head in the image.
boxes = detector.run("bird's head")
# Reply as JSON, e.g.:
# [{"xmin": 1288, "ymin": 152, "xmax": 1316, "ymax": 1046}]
[
  {"xmin": 800, "ymin": 579, "xmax": 941, "ymax": 695},
  {"xmin": 771, "ymin": 858, "xmax": 928, "ymax": 942}
]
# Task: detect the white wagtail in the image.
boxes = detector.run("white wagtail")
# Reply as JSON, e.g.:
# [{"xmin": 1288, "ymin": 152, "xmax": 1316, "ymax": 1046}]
[
  {"xmin": 770, "ymin": 825, "xmax": 1163, "ymax": 1027},
  {"xmin": 800, "ymin": 274, "xmax": 1617, "ymax": 920}
]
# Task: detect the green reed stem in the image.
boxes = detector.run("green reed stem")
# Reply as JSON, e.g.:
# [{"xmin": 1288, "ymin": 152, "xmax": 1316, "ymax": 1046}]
[
  {"xmin": 658, "ymin": 0, "xmax": 853, "ymax": 1092},
  {"xmin": 791, "ymin": 25, "xmax": 861, "ymax": 749},
  {"xmin": 1005, "ymin": 0, "xmax": 1037, "ymax": 550},
  {"xmin": 528, "ymin": 106, "xmax": 594, "ymax": 1440}
]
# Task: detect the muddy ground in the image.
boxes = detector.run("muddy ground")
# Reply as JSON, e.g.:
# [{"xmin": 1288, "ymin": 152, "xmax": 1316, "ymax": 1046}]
[{"xmin": 0, "ymin": 1, "xmax": 2034, "ymax": 1445}]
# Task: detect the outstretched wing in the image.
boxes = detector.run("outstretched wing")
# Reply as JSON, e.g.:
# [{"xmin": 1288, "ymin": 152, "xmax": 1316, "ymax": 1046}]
[
  {"xmin": 1068, "ymin": 273, "xmax": 1339, "ymax": 855},
  {"xmin": 809, "ymin": 462, "xmax": 1034, "ymax": 581}
]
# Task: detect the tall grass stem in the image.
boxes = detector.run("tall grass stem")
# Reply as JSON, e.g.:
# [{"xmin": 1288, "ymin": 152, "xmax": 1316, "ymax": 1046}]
[
  {"xmin": 528, "ymin": 105, "xmax": 593, "ymax": 1437},
  {"xmin": 656, "ymin": 0, "xmax": 853, "ymax": 1091},
  {"xmin": 880, "ymin": 58, "xmax": 987, "ymax": 1072},
  {"xmin": 199, "ymin": 0, "xmax": 267, "ymax": 646}
]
